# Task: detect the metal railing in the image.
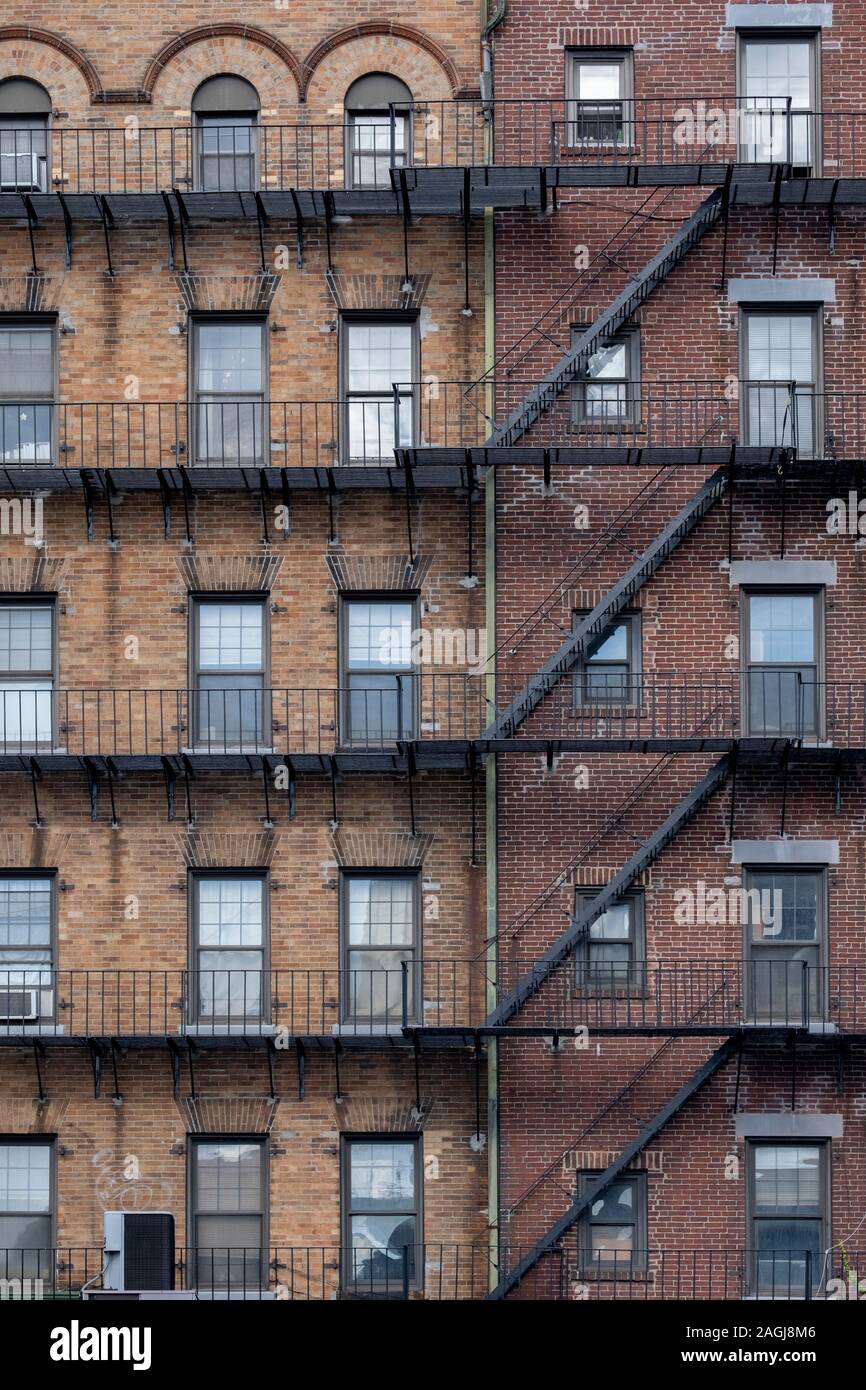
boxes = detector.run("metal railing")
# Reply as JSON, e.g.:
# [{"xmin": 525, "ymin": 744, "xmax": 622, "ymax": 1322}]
[
  {"xmin": 2, "ymin": 102, "xmax": 866, "ymax": 193},
  {"xmin": 0, "ymin": 385, "xmax": 855, "ymax": 466},
  {"xmin": 0, "ymin": 674, "xmax": 862, "ymax": 755},
  {"xmin": 496, "ymin": 959, "xmax": 866, "ymax": 1034},
  {"xmin": 0, "ymin": 963, "xmax": 490, "ymax": 1038},
  {"xmin": 0, "ymin": 1245, "xmax": 857, "ymax": 1299},
  {"xmin": 0, "ymin": 959, "xmax": 863, "ymax": 1039}
]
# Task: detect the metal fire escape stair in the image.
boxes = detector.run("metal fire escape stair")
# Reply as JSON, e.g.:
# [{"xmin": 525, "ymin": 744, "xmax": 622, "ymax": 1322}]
[
  {"xmin": 488, "ymin": 188, "xmax": 725, "ymax": 449},
  {"xmin": 485, "ymin": 466, "xmax": 730, "ymax": 740},
  {"xmin": 487, "ymin": 1035, "xmax": 739, "ymax": 1299},
  {"xmin": 486, "ymin": 754, "xmax": 732, "ymax": 1028}
]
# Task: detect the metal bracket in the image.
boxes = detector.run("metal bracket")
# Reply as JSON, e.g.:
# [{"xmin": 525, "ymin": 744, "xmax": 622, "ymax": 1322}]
[
  {"xmin": 279, "ymin": 468, "xmax": 291, "ymax": 538},
  {"xmin": 29, "ymin": 756, "xmax": 43, "ymax": 829},
  {"xmin": 254, "ymin": 192, "xmax": 268, "ymax": 275},
  {"xmin": 162, "ymin": 756, "xmax": 177, "ymax": 823},
  {"xmin": 22, "ymin": 194, "xmax": 39, "ymax": 276},
  {"xmin": 771, "ymin": 166, "xmax": 783, "ymax": 276},
  {"xmin": 258, "ymin": 469, "xmax": 271, "ymax": 545},
  {"xmin": 328, "ymin": 755, "xmax": 339, "ymax": 828},
  {"xmin": 161, "ymin": 191, "xmax": 177, "ymax": 271},
  {"xmin": 88, "ymin": 1039, "xmax": 104, "ymax": 1099},
  {"xmin": 32, "ymin": 1039, "xmax": 47, "ymax": 1104},
  {"xmin": 98, "ymin": 195, "xmax": 115, "ymax": 278},
  {"xmin": 80, "ymin": 470, "xmax": 95, "ymax": 541},
  {"xmin": 402, "ymin": 453, "xmax": 417, "ymax": 566},
  {"xmin": 260, "ymin": 756, "xmax": 274, "ymax": 829},
  {"xmin": 157, "ymin": 469, "xmax": 173, "ymax": 539},
  {"xmin": 827, "ymin": 178, "xmax": 839, "ymax": 255},
  {"xmin": 172, "ymin": 190, "xmax": 190, "ymax": 273},
  {"xmin": 178, "ymin": 466, "xmax": 194, "ymax": 545},
  {"xmin": 167, "ymin": 1038, "xmax": 183, "ymax": 1098},
  {"xmin": 296, "ymin": 1039, "xmax": 306, "ymax": 1101},
  {"xmin": 290, "ymin": 189, "xmax": 305, "ymax": 269},
  {"xmin": 333, "ymin": 1038, "xmax": 344, "ymax": 1105},
  {"xmin": 105, "ymin": 757, "xmax": 119, "ymax": 828},
  {"xmin": 84, "ymin": 757, "xmax": 99, "ymax": 823},
  {"xmin": 58, "ymin": 192, "xmax": 73, "ymax": 271},
  {"xmin": 265, "ymin": 1038, "xmax": 277, "ymax": 1104}
]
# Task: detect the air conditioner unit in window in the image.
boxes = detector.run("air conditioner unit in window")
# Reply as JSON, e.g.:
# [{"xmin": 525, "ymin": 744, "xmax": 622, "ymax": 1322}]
[
  {"xmin": 0, "ymin": 988, "xmax": 38, "ymax": 1021},
  {"xmin": 0, "ymin": 153, "xmax": 45, "ymax": 193}
]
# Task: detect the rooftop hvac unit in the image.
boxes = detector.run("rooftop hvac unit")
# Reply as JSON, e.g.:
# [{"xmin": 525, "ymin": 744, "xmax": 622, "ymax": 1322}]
[
  {"xmin": 0, "ymin": 152, "xmax": 45, "ymax": 193},
  {"xmin": 0, "ymin": 988, "xmax": 38, "ymax": 1022},
  {"xmin": 103, "ymin": 1212, "xmax": 175, "ymax": 1292}
]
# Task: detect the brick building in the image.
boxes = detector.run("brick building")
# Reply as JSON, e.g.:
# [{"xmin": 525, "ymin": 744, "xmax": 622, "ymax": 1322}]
[{"xmin": 0, "ymin": 0, "xmax": 863, "ymax": 1304}]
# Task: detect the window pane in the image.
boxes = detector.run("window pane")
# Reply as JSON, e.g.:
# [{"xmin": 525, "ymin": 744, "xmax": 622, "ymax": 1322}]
[
  {"xmin": 0, "ymin": 1214, "xmax": 51, "ymax": 1281},
  {"xmin": 347, "ymin": 950, "xmax": 411, "ymax": 1022},
  {"xmin": 0, "ymin": 328, "xmax": 53, "ymax": 397},
  {"xmin": 198, "ymin": 954, "xmax": 263, "ymax": 1019},
  {"xmin": 0, "ymin": 607, "xmax": 52, "ymax": 674},
  {"xmin": 349, "ymin": 1141, "xmax": 415, "ymax": 1209},
  {"xmin": 196, "ymin": 323, "xmax": 263, "ymax": 395},
  {"xmin": 195, "ymin": 1142, "xmax": 262, "ymax": 1212},
  {"xmin": 747, "ymin": 872, "xmax": 818, "ymax": 943},
  {"xmin": 749, "ymin": 593, "xmax": 814, "ymax": 662},
  {"xmin": 346, "ymin": 323, "xmax": 413, "ymax": 393},
  {"xmin": 195, "ymin": 1215, "xmax": 262, "ymax": 1287},
  {"xmin": 197, "ymin": 603, "xmax": 263, "ymax": 670},
  {"xmin": 348, "ymin": 878, "xmax": 414, "ymax": 946},
  {"xmin": 753, "ymin": 1145, "xmax": 821, "ymax": 1214},
  {"xmin": 347, "ymin": 1215, "xmax": 417, "ymax": 1285},
  {"xmin": 576, "ymin": 63, "xmax": 623, "ymax": 100},
  {"xmin": 347, "ymin": 602, "xmax": 413, "ymax": 669},
  {"xmin": 0, "ymin": 1144, "xmax": 51, "ymax": 1212},
  {"xmin": 587, "ymin": 622, "xmax": 628, "ymax": 664}
]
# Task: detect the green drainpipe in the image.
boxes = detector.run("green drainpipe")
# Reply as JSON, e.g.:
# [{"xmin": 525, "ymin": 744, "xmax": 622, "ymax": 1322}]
[{"xmin": 481, "ymin": 0, "xmax": 505, "ymax": 1289}]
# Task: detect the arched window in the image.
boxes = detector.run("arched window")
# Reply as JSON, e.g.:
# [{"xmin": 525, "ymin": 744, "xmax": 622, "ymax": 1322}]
[
  {"xmin": 192, "ymin": 75, "xmax": 260, "ymax": 191},
  {"xmin": 344, "ymin": 74, "xmax": 413, "ymax": 190},
  {"xmin": 0, "ymin": 79, "xmax": 51, "ymax": 193}
]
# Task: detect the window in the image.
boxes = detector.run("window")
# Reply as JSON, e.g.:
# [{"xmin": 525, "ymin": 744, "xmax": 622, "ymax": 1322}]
[
  {"xmin": 565, "ymin": 50, "xmax": 633, "ymax": 146},
  {"xmin": 578, "ymin": 1171, "xmax": 646, "ymax": 1274},
  {"xmin": 573, "ymin": 611, "xmax": 641, "ymax": 705},
  {"xmin": 341, "ymin": 874, "xmax": 419, "ymax": 1026},
  {"xmin": 743, "ymin": 868, "xmax": 825, "ymax": 1025},
  {"xmin": 0, "ymin": 875, "xmax": 54, "ymax": 1024},
  {"xmin": 574, "ymin": 890, "xmax": 644, "ymax": 993},
  {"xmin": 0, "ymin": 603, "xmax": 54, "ymax": 750},
  {"xmin": 341, "ymin": 316, "xmax": 417, "ymax": 463},
  {"xmin": 342, "ymin": 1136, "xmax": 421, "ymax": 1293},
  {"xmin": 341, "ymin": 597, "xmax": 416, "ymax": 743},
  {"xmin": 0, "ymin": 319, "xmax": 55, "ymax": 465},
  {"xmin": 345, "ymin": 74, "xmax": 412, "ymax": 190},
  {"xmin": 0, "ymin": 1141, "xmax": 52, "ymax": 1283},
  {"xmin": 191, "ymin": 316, "xmax": 266, "ymax": 465},
  {"xmin": 190, "ymin": 874, "xmax": 267, "ymax": 1025},
  {"xmin": 742, "ymin": 589, "xmax": 820, "ymax": 736},
  {"xmin": 0, "ymin": 79, "xmax": 50, "ymax": 193},
  {"xmin": 192, "ymin": 597, "xmax": 268, "ymax": 749},
  {"xmin": 737, "ymin": 34, "xmax": 818, "ymax": 170},
  {"xmin": 740, "ymin": 308, "xmax": 819, "ymax": 455},
  {"xmin": 190, "ymin": 1139, "xmax": 266, "ymax": 1289},
  {"xmin": 191, "ymin": 75, "xmax": 260, "ymax": 191},
  {"xmin": 572, "ymin": 326, "xmax": 640, "ymax": 428},
  {"xmin": 748, "ymin": 1142, "xmax": 827, "ymax": 1296}
]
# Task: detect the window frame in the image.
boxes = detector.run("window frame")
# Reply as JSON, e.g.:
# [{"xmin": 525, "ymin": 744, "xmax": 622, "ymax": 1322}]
[
  {"xmin": 0, "ymin": 594, "xmax": 57, "ymax": 752},
  {"xmin": 188, "ymin": 869, "xmax": 270, "ymax": 1027},
  {"xmin": 573, "ymin": 887, "xmax": 646, "ymax": 996},
  {"xmin": 746, "ymin": 1139, "xmax": 829, "ymax": 1297},
  {"xmin": 735, "ymin": 29, "xmax": 821, "ymax": 172},
  {"xmin": 0, "ymin": 1136, "xmax": 56, "ymax": 1283},
  {"xmin": 338, "ymin": 312, "xmax": 420, "ymax": 465},
  {"xmin": 577, "ymin": 1169, "xmax": 647, "ymax": 1275},
  {"xmin": 339, "ymin": 869, "xmax": 422, "ymax": 1027},
  {"xmin": 564, "ymin": 48, "xmax": 634, "ymax": 149},
  {"xmin": 338, "ymin": 592, "xmax": 420, "ymax": 745},
  {"xmin": 188, "ymin": 1134, "xmax": 268, "ymax": 1290},
  {"xmin": 741, "ymin": 865, "xmax": 827, "ymax": 1026},
  {"xmin": 0, "ymin": 314, "xmax": 58, "ymax": 466},
  {"xmin": 738, "ymin": 303, "xmax": 822, "ymax": 456},
  {"xmin": 572, "ymin": 608, "xmax": 642, "ymax": 708},
  {"xmin": 571, "ymin": 324, "xmax": 641, "ymax": 430},
  {"xmin": 0, "ymin": 80, "xmax": 51, "ymax": 194},
  {"xmin": 188, "ymin": 591, "xmax": 271, "ymax": 750},
  {"xmin": 739, "ymin": 586, "xmax": 824, "ymax": 739},
  {"xmin": 340, "ymin": 1132, "xmax": 423, "ymax": 1295},
  {"xmin": 0, "ymin": 869, "xmax": 57, "ymax": 1025},
  {"xmin": 188, "ymin": 313, "xmax": 268, "ymax": 466}
]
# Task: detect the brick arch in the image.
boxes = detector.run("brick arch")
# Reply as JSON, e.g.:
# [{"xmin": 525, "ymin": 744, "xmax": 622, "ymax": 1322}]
[
  {"xmin": 299, "ymin": 23, "xmax": 463, "ymax": 102},
  {"xmin": 0, "ymin": 28, "xmax": 102, "ymax": 113},
  {"xmin": 141, "ymin": 24, "xmax": 302, "ymax": 103}
]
